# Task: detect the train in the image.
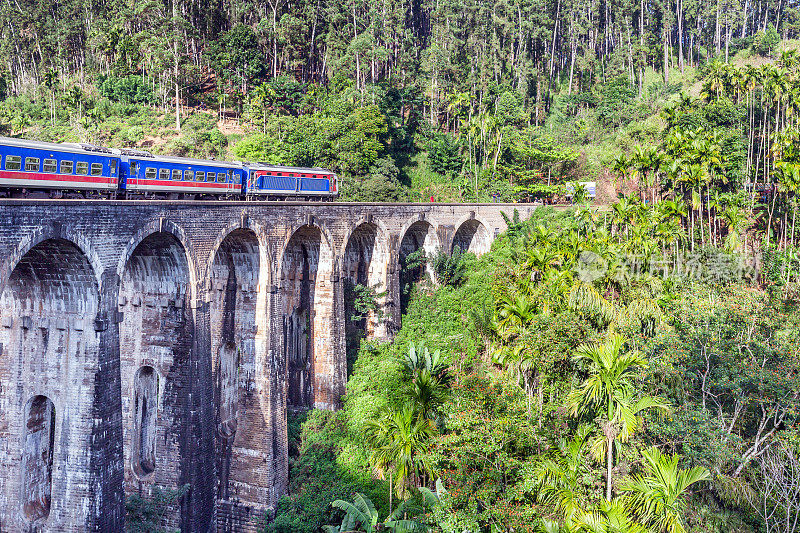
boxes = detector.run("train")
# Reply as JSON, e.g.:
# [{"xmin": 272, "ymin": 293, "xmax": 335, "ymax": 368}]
[{"xmin": 0, "ymin": 136, "xmax": 338, "ymax": 200}]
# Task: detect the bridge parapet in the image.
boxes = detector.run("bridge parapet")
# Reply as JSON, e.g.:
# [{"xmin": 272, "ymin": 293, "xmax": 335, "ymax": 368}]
[{"xmin": 0, "ymin": 200, "xmax": 536, "ymax": 531}]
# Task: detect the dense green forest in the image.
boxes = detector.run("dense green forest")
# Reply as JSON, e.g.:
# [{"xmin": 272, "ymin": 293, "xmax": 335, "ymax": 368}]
[
  {"xmin": 3, "ymin": 1, "xmax": 800, "ymax": 531},
  {"xmin": 1, "ymin": 0, "xmax": 800, "ymax": 201}
]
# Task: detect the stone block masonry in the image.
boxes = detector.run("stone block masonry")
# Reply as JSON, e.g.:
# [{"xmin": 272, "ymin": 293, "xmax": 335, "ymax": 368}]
[{"xmin": 0, "ymin": 200, "xmax": 535, "ymax": 532}]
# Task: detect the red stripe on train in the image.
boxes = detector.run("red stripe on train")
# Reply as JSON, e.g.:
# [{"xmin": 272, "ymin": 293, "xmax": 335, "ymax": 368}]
[
  {"xmin": 0, "ymin": 170, "xmax": 114, "ymax": 184},
  {"xmin": 128, "ymin": 178, "xmax": 236, "ymax": 189}
]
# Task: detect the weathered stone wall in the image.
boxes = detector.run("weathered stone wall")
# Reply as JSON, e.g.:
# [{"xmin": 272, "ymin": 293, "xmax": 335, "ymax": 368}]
[{"xmin": 0, "ymin": 200, "xmax": 535, "ymax": 532}]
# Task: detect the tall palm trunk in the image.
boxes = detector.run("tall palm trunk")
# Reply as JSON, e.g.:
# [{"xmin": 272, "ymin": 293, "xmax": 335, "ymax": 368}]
[
  {"xmin": 606, "ymin": 434, "xmax": 613, "ymax": 501},
  {"xmin": 708, "ymin": 185, "xmax": 714, "ymax": 246}
]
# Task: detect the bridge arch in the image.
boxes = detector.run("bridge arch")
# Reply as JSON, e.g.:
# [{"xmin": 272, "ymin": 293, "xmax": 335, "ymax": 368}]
[
  {"xmin": 116, "ymin": 220, "xmax": 199, "ymax": 293},
  {"xmin": 396, "ymin": 217, "xmax": 441, "ymax": 316},
  {"xmin": 277, "ymin": 221, "xmax": 340, "ymax": 411},
  {"xmin": 0, "ymin": 237, "xmax": 100, "ymax": 528},
  {"xmin": 0, "ymin": 225, "xmax": 103, "ymax": 299},
  {"xmin": 341, "ymin": 219, "xmax": 391, "ymax": 348},
  {"xmin": 117, "ymin": 228, "xmax": 194, "ymax": 527},
  {"xmin": 207, "ymin": 225, "xmax": 274, "ymax": 507},
  {"xmin": 451, "ymin": 215, "xmax": 492, "ymax": 256}
]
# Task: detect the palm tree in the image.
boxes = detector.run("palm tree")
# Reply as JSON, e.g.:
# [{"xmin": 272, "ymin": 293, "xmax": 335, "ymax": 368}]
[
  {"xmin": 566, "ymin": 281, "xmax": 615, "ymax": 326},
  {"xmin": 535, "ymin": 424, "xmax": 595, "ymax": 525},
  {"xmin": 250, "ymin": 82, "xmax": 274, "ymax": 134},
  {"xmin": 721, "ymin": 204, "xmax": 749, "ymax": 253},
  {"xmin": 536, "ymin": 498, "xmax": 649, "ymax": 533},
  {"xmin": 621, "ymin": 447, "xmax": 710, "ymax": 533},
  {"xmin": 612, "ymin": 154, "xmax": 631, "ymax": 188},
  {"xmin": 658, "ymin": 199, "xmax": 688, "ymax": 225},
  {"xmin": 43, "ymin": 69, "xmax": 59, "ymax": 125},
  {"xmin": 365, "ymin": 406, "xmax": 436, "ymax": 507},
  {"xmin": 496, "ymin": 291, "xmax": 536, "ymax": 335},
  {"xmin": 470, "ymin": 298, "xmax": 501, "ymax": 354},
  {"xmin": 64, "ymin": 86, "xmax": 85, "ymax": 121},
  {"xmin": 566, "ymin": 335, "xmax": 668, "ymax": 501},
  {"xmin": 402, "ymin": 343, "xmax": 451, "ymax": 420},
  {"xmin": 526, "ymin": 247, "xmax": 562, "ymax": 280}
]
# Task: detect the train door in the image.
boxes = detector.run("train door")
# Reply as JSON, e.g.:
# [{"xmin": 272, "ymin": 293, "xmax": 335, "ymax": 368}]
[
  {"xmin": 118, "ymin": 157, "xmax": 129, "ymax": 191},
  {"xmin": 110, "ymin": 158, "xmax": 121, "ymax": 192}
]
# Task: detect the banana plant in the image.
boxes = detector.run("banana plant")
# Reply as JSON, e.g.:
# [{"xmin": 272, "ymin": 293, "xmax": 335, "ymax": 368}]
[{"xmin": 323, "ymin": 492, "xmax": 428, "ymax": 533}]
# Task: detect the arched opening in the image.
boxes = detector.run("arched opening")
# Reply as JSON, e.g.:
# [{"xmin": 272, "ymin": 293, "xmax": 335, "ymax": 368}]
[
  {"xmin": 208, "ymin": 228, "xmax": 271, "ymax": 506},
  {"xmin": 342, "ymin": 222, "xmax": 390, "ymax": 373},
  {"xmin": 132, "ymin": 366, "xmax": 158, "ymax": 477},
  {"xmin": 0, "ymin": 238, "xmax": 99, "ymax": 526},
  {"xmin": 22, "ymin": 395, "xmax": 55, "ymax": 522},
  {"xmin": 452, "ymin": 218, "xmax": 492, "ymax": 256},
  {"xmin": 399, "ymin": 220, "xmax": 439, "ymax": 316},
  {"xmin": 280, "ymin": 225, "xmax": 335, "ymax": 410},
  {"xmin": 119, "ymin": 232, "xmax": 191, "ymax": 506}
]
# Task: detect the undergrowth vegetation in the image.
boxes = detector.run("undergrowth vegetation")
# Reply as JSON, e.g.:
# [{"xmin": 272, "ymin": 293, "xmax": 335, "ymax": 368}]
[{"xmin": 264, "ymin": 204, "xmax": 800, "ymax": 532}]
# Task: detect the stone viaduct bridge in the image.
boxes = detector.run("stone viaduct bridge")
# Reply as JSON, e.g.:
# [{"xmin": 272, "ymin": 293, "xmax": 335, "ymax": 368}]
[{"xmin": 0, "ymin": 200, "xmax": 535, "ymax": 532}]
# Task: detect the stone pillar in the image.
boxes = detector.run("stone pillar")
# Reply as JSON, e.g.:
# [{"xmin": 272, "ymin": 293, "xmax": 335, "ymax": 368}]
[{"xmin": 87, "ymin": 269, "xmax": 126, "ymax": 531}]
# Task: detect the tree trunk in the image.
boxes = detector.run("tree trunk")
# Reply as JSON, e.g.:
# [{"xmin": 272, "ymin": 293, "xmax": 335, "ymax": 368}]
[
  {"xmin": 606, "ymin": 434, "xmax": 613, "ymax": 501},
  {"xmin": 663, "ymin": 23, "xmax": 669, "ymax": 85},
  {"xmin": 639, "ymin": 0, "xmax": 644, "ymax": 94},
  {"xmin": 272, "ymin": 4, "xmax": 278, "ymax": 77},
  {"xmin": 741, "ymin": 0, "xmax": 750, "ymax": 38},
  {"xmin": 173, "ymin": 0, "xmax": 180, "ymax": 131},
  {"xmin": 568, "ymin": 34, "xmax": 576, "ymax": 95},
  {"xmin": 678, "ymin": 0, "xmax": 684, "ymax": 73},
  {"xmin": 715, "ymin": 0, "xmax": 722, "ymax": 55}
]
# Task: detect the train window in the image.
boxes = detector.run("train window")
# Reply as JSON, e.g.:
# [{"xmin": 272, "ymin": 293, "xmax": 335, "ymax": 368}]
[
  {"xmin": 207, "ymin": 172, "xmax": 215, "ymax": 182},
  {"xmin": 91, "ymin": 163, "xmax": 103, "ymax": 176},
  {"xmin": 130, "ymin": 162, "xmax": 138, "ymax": 176},
  {"xmin": 43, "ymin": 159, "xmax": 57, "ymax": 173},
  {"xmin": 76, "ymin": 161, "xmax": 89, "ymax": 175},
  {"xmin": 5, "ymin": 155, "xmax": 21, "ymax": 170},
  {"xmin": 216, "ymin": 172, "xmax": 225, "ymax": 183},
  {"xmin": 184, "ymin": 170, "xmax": 193, "ymax": 181},
  {"xmin": 110, "ymin": 160, "xmax": 117, "ymax": 174},
  {"xmin": 145, "ymin": 167, "xmax": 156, "ymax": 180},
  {"xmin": 172, "ymin": 169, "xmax": 182, "ymax": 180},
  {"xmin": 159, "ymin": 168, "xmax": 170, "ymax": 180},
  {"xmin": 60, "ymin": 160, "xmax": 73, "ymax": 174},
  {"xmin": 25, "ymin": 157, "xmax": 40, "ymax": 171},
  {"xmin": 195, "ymin": 171, "xmax": 205, "ymax": 181}
]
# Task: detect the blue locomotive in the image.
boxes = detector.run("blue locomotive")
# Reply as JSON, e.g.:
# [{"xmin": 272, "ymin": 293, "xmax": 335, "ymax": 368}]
[{"xmin": 0, "ymin": 136, "xmax": 338, "ymax": 200}]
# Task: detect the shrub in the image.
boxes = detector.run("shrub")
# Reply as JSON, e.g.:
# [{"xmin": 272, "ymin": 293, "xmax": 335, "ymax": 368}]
[
  {"xmin": 753, "ymin": 26, "xmax": 780, "ymax": 56},
  {"xmin": 430, "ymin": 247, "xmax": 468, "ymax": 287},
  {"xmin": 427, "ymin": 133, "xmax": 462, "ymax": 176},
  {"xmin": 126, "ymin": 484, "xmax": 189, "ymax": 532},
  {"xmin": 98, "ymin": 75, "xmax": 154, "ymax": 104}
]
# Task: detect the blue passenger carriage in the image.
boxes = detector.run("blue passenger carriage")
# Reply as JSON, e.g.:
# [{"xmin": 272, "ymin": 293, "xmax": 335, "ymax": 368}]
[
  {"xmin": 0, "ymin": 136, "xmax": 340, "ymax": 201},
  {"xmin": 0, "ymin": 136, "xmax": 119, "ymax": 198},
  {"xmin": 246, "ymin": 163, "xmax": 337, "ymax": 200},
  {"xmin": 119, "ymin": 152, "xmax": 245, "ymax": 199}
]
